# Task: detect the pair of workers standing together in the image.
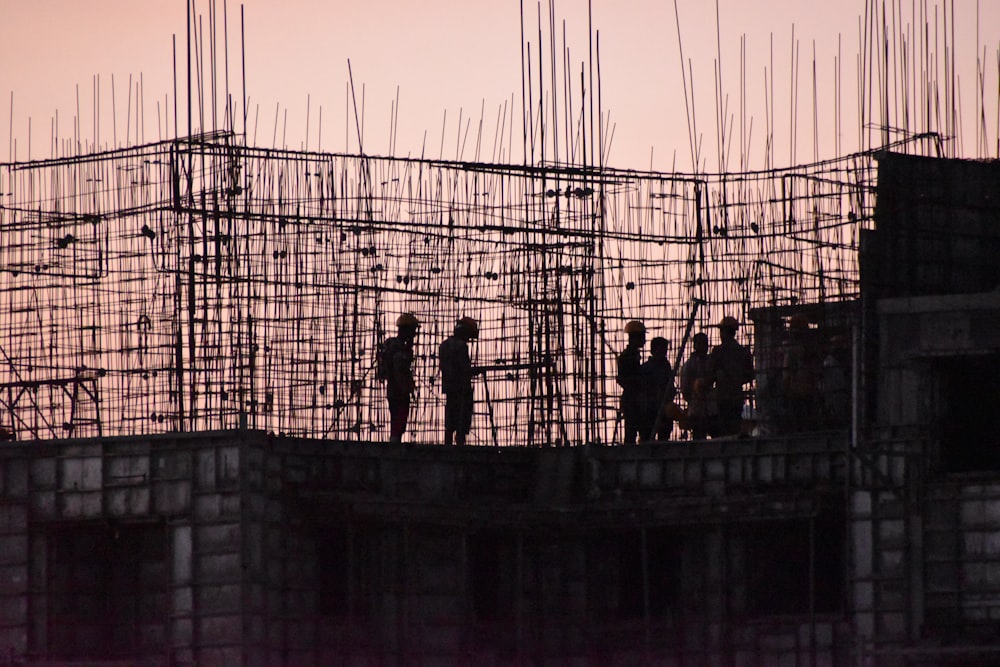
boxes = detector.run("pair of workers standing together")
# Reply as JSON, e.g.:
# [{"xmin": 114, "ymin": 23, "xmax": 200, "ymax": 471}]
[{"xmin": 378, "ymin": 313, "xmax": 479, "ymax": 445}]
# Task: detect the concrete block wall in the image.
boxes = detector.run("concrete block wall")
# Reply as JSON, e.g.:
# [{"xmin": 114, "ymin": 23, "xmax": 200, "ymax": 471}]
[
  {"xmin": 0, "ymin": 501, "xmax": 28, "ymax": 659},
  {"xmin": 924, "ymin": 482, "xmax": 1000, "ymax": 636},
  {"xmin": 0, "ymin": 429, "xmax": 857, "ymax": 665},
  {"xmin": 877, "ymin": 291, "xmax": 1000, "ymax": 430},
  {"xmin": 232, "ymin": 434, "xmax": 849, "ymax": 664},
  {"xmin": 872, "ymin": 153, "xmax": 1000, "ymax": 299},
  {"xmin": 0, "ymin": 432, "xmax": 258, "ymax": 666}
]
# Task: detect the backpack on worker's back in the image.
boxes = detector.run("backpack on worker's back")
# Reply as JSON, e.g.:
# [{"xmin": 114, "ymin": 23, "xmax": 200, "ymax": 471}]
[{"xmin": 375, "ymin": 337, "xmax": 400, "ymax": 382}]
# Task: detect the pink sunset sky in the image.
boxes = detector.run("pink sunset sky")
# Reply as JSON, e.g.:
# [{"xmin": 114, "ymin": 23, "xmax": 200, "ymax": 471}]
[{"xmin": 2, "ymin": 0, "xmax": 999, "ymax": 171}]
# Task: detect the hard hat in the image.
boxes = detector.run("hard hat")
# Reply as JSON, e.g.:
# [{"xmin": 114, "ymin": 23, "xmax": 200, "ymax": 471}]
[
  {"xmin": 396, "ymin": 312, "xmax": 420, "ymax": 327},
  {"xmin": 624, "ymin": 320, "xmax": 646, "ymax": 334},
  {"xmin": 456, "ymin": 316, "xmax": 479, "ymax": 337},
  {"xmin": 717, "ymin": 315, "xmax": 740, "ymax": 330}
]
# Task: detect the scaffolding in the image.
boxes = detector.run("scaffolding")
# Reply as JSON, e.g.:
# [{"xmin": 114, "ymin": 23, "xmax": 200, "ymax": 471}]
[{"xmin": 0, "ymin": 132, "xmax": 941, "ymax": 445}]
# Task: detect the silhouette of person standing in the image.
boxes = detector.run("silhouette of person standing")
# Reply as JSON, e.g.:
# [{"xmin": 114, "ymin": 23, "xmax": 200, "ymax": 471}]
[
  {"xmin": 439, "ymin": 317, "xmax": 479, "ymax": 445},
  {"xmin": 642, "ymin": 336, "xmax": 677, "ymax": 441},
  {"xmin": 710, "ymin": 316, "xmax": 755, "ymax": 437},
  {"xmin": 379, "ymin": 313, "xmax": 420, "ymax": 443},
  {"xmin": 680, "ymin": 332, "xmax": 718, "ymax": 440},
  {"xmin": 617, "ymin": 320, "xmax": 647, "ymax": 444}
]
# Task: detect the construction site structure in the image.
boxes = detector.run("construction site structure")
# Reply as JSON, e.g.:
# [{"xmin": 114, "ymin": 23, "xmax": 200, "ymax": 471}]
[
  {"xmin": 2, "ymin": 1, "xmax": 1000, "ymax": 665},
  {"xmin": 3, "ymin": 131, "xmax": 1000, "ymax": 667},
  {"xmin": 0, "ymin": 129, "xmax": 898, "ymax": 447}
]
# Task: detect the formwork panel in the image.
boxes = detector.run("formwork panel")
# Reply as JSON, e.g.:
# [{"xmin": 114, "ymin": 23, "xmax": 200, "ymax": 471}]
[
  {"xmin": 59, "ymin": 455, "xmax": 102, "ymax": 491},
  {"xmin": 105, "ymin": 485, "xmax": 151, "ymax": 515},
  {"xmin": 0, "ymin": 504, "xmax": 26, "ymax": 534},
  {"xmin": 107, "ymin": 454, "xmax": 150, "ymax": 482},
  {"xmin": 196, "ymin": 521, "xmax": 241, "ymax": 553},
  {"xmin": 58, "ymin": 490, "xmax": 102, "ymax": 517},
  {"xmin": 194, "ymin": 491, "xmax": 242, "ymax": 520},
  {"xmin": 153, "ymin": 480, "xmax": 191, "ymax": 513},
  {"xmin": 173, "ymin": 586, "xmax": 193, "ymax": 615},
  {"xmin": 29, "ymin": 457, "xmax": 57, "ymax": 489},
  {"xmin": 198, "ymin": 614, "xmax": 243, "ymax": 644},
  {"xmin": 664, "ymin": 459, "xmax": 686, "ymax": 487},
  {"xmin": 618, "ymin": 461, "xmax": 638, "ymax": 486},
  {"xmin": 198, "ymin": 646, "xmax": 244, "ymax": 665},
  {"xmin": 704, "ymin": 458, "xmax": 726, "ymax": 481},
  {"xmin": 0, "ymin": 564, "xmax": 27, "ymax": 596},
  {"xmin": 1, "ymin": 459, "xmax": 28, "ymax": 499},
  {"xmin": 152, "ymin": 447, "xmax": 192, "ymax": 479},
  {"xmin": 196, "ymin": 584, "xmax": 244, "ymax": 614},
  {"xmin": 961, "ymin": 499, "xmax": 988, "ymax": 524},
  {"xmin": 196, "ymin": 553, "xmax": 243, "ymax": 581},
  {"xmin": 0, "ymin": 534, "xmax": 27, "ymax": 565},
  {"xmin": 0, "ymin": 628, "xmax": 27, "ymax": 656},
  {"xmin": 173, "ymin": 525, "xmax": 193, "ymax": 583},
  {"xmin": 0, "ymin": 593, "xmax": 25, "ymax": 625},
  {"xmin": 195, "ymin": 448, "xmax": 218, "ymax": 489},
  {"xmin": 876, "ymin": 610, "xmax": 907, "ymax": 636}
]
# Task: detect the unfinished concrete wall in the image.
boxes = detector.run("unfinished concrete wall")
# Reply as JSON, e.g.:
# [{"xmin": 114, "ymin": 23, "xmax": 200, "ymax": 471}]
[
  {"xmin": 871, "ymin": 153, "xmax": 1000, "ymax": 299},
  {"xmin": 853, "ymin": 289, "xmax": 1000, "ymax": 663},
  {"xmin": 0, "ymin": 432, "xmax": 251, "ymax": 666},
  {"xmin": 0, "ymin": 430, "xmax": 854, "ymax": 666},
  {"xmin": 0, "ymin": 459, "xmax": 28, "ymax": 660},
  {"xmin": 925, "ymin": 482, "xmax": 1000, "ymax": 638},
  {"xmin": 255, "ymin": 434, "xmax": 851, "ymax": 665}
]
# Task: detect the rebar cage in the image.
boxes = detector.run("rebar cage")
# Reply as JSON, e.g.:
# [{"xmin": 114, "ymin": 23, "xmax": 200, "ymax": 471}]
[{"xmin": 0, "ymin": 133, "xmax": 939, "ymax": 444}]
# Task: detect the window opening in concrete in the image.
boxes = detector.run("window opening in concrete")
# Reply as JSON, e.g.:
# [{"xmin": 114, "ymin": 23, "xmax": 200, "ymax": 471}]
[
  {"xmin": 589, "ymin": 528, "xmax": 682, "ymax": 621},
  {"xmin": 316, "ymin": 522, "xmax": 373, "ymax": 619},
  {"xmin": 47, "ymin": 521, "xmax": 167, "ymax": 659},
  {"xmin": 468, "ymin": 529, "xmax": 518, "ymax": 623},
  {"xmin": 745, "ymin": 517, "xmax": 843, "ymax": 616},
  {"xmin": 938, "ymin": 355, "xmax": 1000, "ymax": 473}
]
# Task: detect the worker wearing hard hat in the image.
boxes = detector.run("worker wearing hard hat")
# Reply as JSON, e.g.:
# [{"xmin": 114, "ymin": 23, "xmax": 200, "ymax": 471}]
[
  {"xmin": 617, "ymin": 320, "xmax": 647, "ymax": 444},
  {"xmin": 680, "ymin": 332, "xmax": 718, "ymax": 440},
  {"xmin": 439, "ymin": 316, "xmax": 479, "ymax": 445},
  {"xmin": 378, "ymin": 312, "xmax": 420, "ymax": 443},
  {"xmin": 710, "ymin": 315, "xmax": 755, "ymax": 437},
  {"xmin": 641, "ymin": 336, "xmax": 677, "ymax": 441}
]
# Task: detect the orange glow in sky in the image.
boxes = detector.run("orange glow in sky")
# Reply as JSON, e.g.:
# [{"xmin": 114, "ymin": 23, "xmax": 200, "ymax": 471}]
[{"xmin": 2, "ymin": 0, "xmax": 999, "ymax": 170}]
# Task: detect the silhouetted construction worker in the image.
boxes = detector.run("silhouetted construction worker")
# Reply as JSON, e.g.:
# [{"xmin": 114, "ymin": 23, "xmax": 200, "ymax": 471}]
[
  {"xmin": 680, "ymin": 332, "xmax": 718, "ymax": 439},
  {"xmin": 378, "ymin": 312, "xmax": 419, "ymax": 443},
  {"xmin": 617, "ymin": 320, "xmax": 646, "ymax": 444},
  {"xmin": 710, "ymin": 316, "xmax": 755, "ymax": 437},
  {"xmin": 642, "ymin": 336, "xmax": 677, "ymax": 441},
  {"xmin": 439, "ymin": 317, "xmax": 479, "ymax": 445}
]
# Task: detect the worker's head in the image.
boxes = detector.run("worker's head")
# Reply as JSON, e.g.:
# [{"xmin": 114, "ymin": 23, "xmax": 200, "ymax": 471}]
[
  {"xmin": 455, "ymin": 316, "xmax": 479, "ymax": 341},
  {"xmin": 717, "ymin": 315, "xmax": 739, "ymax": 339},
  {"xmin": 650, "ymin": 336, "xmax": 669, "ymax": 358},
  {"xmin": 396, "ymin": 312, "xmax": 420, "ymax": 340},
  {"xmin": 625, "ymin": 319, "xmax": 646, "ymax": 345},
  {"xmin": 693, "ymin": 332, "xmax": 709, "ymax": 354}
]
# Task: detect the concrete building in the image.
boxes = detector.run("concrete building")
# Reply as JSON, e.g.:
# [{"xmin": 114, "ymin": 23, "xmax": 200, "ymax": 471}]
[{"xmin": 1, "ymin": 150, "xmax": 999, "ymax": 665}]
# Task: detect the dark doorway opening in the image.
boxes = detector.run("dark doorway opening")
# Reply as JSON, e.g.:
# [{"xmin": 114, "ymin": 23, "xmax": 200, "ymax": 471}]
[
  {"xmin": 745, "ymin": 516, "xmax": 844, "ymax": 616},
  {"xmin": 589, "ymin": 528, "xmax": 682, "ymax": 621},
  {"xmin": 938, "ymin": 355, "xmax": 1000, "ymax": 473},
  {"xmin": 47, "ymin": 521, "xmax": 167, "ymax": 659}
]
